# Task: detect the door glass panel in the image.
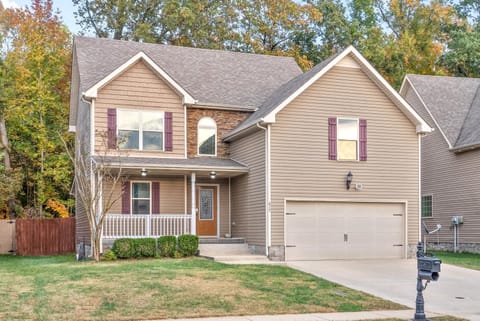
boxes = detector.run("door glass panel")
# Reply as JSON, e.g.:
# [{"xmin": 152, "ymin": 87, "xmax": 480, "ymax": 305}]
[{"xmin": 199, "ymin": 189, "xmax": 213, "ymax": 220}]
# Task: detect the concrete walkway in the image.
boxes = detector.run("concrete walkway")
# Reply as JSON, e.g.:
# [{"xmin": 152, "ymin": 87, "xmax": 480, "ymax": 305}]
[
  {"xmin": 288, "ymin": 260, "xmax": 480, "ymax": 321},
  {"xmin": 159, "ymin": 309, "xmax": 442, "ymax": 321}
]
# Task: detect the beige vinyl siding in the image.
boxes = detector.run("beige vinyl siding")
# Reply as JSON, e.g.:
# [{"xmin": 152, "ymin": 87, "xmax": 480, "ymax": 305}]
[
  {"xmin": 187, "ymin": 178, "xmax": 230, "ymax": 237},
  {"xmin": 404, "ymin": 88, "xmax": 480, "ymax": 244},
  {"xmin": 230, "ymin": 130, "xmax": 266, "ymax": 247},
  {"xmin": 270, "ymin": 65, "xmax": 420, "ymax": 248},
  {"xmin": 105, "ymin": 176, "xmax": 185, "ymax": 214},
  {"xmin": 94, "ymin": 61, "xmax": 185, "ymax": 157}
]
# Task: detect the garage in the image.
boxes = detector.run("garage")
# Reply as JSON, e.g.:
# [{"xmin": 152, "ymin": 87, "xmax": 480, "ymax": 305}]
[{"xmin": 285, "ymin": 201, "xmax": 405, "ymax": 260}]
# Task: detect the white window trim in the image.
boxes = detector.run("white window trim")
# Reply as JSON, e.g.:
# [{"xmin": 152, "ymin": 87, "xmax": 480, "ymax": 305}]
[
  {"xmin": 421, "ymin": 194, "xmax": 433, "ymax": 218},
  {"xmin": 197, "ymin": 117, "xmax": 217, "ymax": 156},
  {"xmin": 336, "ymin": 117, "xmax": 359, "ymax": 161},
  {"xmin": 117, "ymin": 109, "xmax": 165, "ymax": 151},
  {"xmin": 131, "ymin": 181, "xmax": 152, "ymax": 215}
]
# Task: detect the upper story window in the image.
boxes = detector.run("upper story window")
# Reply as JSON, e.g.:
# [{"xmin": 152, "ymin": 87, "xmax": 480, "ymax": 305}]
[
  {"xmin": 338, "ymin": 118, "xmax": 358, "ymax": 160},
  {"xmin": 421, "ymin": 195, "xmax": 433, "ymax": 218},
  {"xmin": 328, "ymin": 117, "xmax": 367, "ymax": 161},
  {"xmin": 118, "ymin": 110, "xmax": 164, "ymax": 151},
  {"xmin": 198, "ymin": 117, "xmax": 216, "ymax": 156},
  {"xmin": 132, "ymin": 182, "xmax": 150, "ymax": 214}
]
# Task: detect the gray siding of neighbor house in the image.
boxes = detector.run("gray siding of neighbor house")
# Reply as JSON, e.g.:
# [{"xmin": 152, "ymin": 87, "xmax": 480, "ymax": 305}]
[
  {"xmin": 230, "ymin": 130, "xmax": 266, "ymax": 251},
  {"xmin": 269, "ymin": 60, "xmax": 420, "ymax": 251},
  {"xmin": 94, "ymin": 60, "xmax": 185, "ymax": 158},
  {"xmin": 404, "ymin": 86, "xmax": 480, "ymax": 246}
]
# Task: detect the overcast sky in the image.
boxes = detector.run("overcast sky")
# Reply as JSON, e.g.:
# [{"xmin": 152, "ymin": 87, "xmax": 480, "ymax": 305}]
[{"xmin": 2, "ymin": 0, "xmax": 81, "ymax": 34}]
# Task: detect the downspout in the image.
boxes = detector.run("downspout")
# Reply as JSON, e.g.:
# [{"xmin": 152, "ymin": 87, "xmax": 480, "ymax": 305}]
[
  {"xmin": 256, "ymin": 122, "xmax": 271, "ymax": 257},
  {"xmin": 418, "ymin": 134, "xmax": 422, "ymax": 245},
  {"xmin": 82, "ymin": 95, "xmax": 96, "ymax": 254}
]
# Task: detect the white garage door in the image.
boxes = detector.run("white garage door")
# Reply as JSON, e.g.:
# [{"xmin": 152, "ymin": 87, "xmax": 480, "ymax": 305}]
[{"xmin": 285, "ymin": 201, "xmax": 405, "ymax": 260}]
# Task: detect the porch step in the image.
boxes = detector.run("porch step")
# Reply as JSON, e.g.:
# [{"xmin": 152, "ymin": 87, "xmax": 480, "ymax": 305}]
[
  {"xmin": 199, "ymin": 243, "xmax": 251, "ymax": 256},
  {"xmin": 212, "ymin": 255, "xmax": 276, "ymax": 265},
  {"xmin": 199, "ymin": 237, "xmax": 245, "ymax": 244}
]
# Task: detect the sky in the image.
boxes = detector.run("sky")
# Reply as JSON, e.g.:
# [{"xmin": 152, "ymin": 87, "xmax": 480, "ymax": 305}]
[{"xmin": 1, "ymin": 0, "xmax": 81, "ymax": 34}]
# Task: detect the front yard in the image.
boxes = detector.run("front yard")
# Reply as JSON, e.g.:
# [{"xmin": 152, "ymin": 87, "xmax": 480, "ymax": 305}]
[
  {"xmin": 0, "ymin": 255, "xmax": 405, "ymax": 321},
  {"xmin": 432, "ymin": 250, "xmax": 480, "ymax": 271}
]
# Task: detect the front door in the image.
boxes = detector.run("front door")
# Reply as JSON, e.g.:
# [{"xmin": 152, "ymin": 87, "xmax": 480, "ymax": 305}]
[{"xmin": 196, "ymin": 186, "xmax": 218, "ymax": 236}]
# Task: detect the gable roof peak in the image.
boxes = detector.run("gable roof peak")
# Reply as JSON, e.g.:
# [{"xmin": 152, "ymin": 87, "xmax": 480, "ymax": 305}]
[
  {"xmin": 404, "ymin": 74, "xmax": 480, "ymax": 151},
  {"xmin": 225, "ymin": 46, "xmax": 431, "ymax": 140}
]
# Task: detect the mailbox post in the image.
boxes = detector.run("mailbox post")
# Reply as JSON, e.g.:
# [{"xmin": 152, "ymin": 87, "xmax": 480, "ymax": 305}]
[{"xmin": 414, "ymin": 242, "xmax": 442, "ymax": 321}]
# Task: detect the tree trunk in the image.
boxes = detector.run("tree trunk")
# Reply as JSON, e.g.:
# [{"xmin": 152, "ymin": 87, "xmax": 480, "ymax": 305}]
[{"xmin": 0, "ymin": 114, "xmax": 15, "ymax": 218}]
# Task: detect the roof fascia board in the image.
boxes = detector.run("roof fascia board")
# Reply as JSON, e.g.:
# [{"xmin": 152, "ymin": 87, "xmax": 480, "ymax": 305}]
[
  {"xmin": 105, "ymin": 163, "xmax": 249, "ymax": 172},
  {"xmin": 84, "ymin": 51, "xmax": 196, "ymax": 104},
  {"xmin": 450, "ymin": 142, "xmax": 480, "ymax": 153},
  {"xmin": 262, "ymin": 46, "xmax": 432, "ymax": 134},
  {"xmin": 403, "ymin": 76, "xmax": 452, "ymax": 148}
]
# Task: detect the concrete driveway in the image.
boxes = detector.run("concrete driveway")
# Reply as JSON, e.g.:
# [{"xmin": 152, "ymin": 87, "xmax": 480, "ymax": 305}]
[{"xmin": 288, "ymin": 260, "xmax": 480, "ymax": 321}]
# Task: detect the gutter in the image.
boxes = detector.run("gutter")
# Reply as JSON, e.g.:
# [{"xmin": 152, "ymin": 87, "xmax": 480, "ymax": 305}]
[{"xmin": 449, "ymin": 142, "xmax": 480, "ymax": 153}]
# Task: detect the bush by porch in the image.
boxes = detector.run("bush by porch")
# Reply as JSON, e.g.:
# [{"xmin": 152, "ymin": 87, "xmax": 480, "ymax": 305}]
[{"xmin": 0, "ymin": 255, "xmax": 406, "ymax": 320}]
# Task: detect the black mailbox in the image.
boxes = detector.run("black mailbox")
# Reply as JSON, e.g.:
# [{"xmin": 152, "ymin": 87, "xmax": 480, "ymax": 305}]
[{"xmin": 418, "ymin": 256, "xmax": 441, "ymax": 281}]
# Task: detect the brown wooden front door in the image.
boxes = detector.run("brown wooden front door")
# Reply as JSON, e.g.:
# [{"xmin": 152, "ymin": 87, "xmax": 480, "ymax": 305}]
[{"xmin": 196, "ymin": 186, "xmax": 218, "ymax": 236}]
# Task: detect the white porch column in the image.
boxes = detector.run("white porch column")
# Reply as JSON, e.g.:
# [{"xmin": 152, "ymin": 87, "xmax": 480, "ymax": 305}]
[{"xmin": 191, "ymin": 172, "xmax": 196, "ymax": 235}]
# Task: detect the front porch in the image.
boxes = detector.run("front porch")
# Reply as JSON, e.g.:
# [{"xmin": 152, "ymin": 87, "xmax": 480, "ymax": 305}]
[{"xmin": 98, "ymin": 156, "xmax": 249, "ymax": 247}]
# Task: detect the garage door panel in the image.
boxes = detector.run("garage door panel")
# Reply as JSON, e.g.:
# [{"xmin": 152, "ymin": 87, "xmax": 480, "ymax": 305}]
[{"xmin": 285, "ymin": 201, "xmax": 405, "ymax": 261}]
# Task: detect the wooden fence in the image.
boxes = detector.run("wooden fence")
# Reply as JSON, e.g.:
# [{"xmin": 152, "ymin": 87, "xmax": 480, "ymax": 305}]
[{"xmin": 16, "ymin": 218, "xmax": 75, "ymax": 256}]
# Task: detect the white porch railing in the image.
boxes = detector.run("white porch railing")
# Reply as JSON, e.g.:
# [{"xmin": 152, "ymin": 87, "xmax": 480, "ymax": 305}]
[{"xmin": 103, "ymin": 214, "xmax": 191, "ymax": 239}]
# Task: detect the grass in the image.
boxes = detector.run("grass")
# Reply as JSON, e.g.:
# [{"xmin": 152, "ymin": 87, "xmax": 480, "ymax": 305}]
[
  {"xmin": 431, "ymin": 250, "xmax": 480, "ymax": 271},
  {"xmin": 0, "ymin": 255, "xmax": 406, "ymax": 321}
]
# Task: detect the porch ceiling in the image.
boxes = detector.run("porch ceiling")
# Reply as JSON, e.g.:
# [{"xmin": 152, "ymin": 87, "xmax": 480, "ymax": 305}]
[{"xmin": 92, "ymin": 156, "xmax": 249, "ymax": 178}]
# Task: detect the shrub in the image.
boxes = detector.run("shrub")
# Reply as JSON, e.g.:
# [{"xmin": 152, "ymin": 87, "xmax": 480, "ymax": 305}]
[
  {"xmin": 178, "ymin": 234, "xmax": 199, "ymax": 256},
  {"xmin": 112, "ymin": 238, "xmax": 135, "ymax": 258},
  {"xmin": 133, "ymin": 238, "xmax": 156, "ymax": 258},
  {"xmin": 158, "ymin": 236, "xmax": 176, "ymax": 257},
  {"xmin": 102, "ymin": 250, "xmax": 117, "ymax": 261}
]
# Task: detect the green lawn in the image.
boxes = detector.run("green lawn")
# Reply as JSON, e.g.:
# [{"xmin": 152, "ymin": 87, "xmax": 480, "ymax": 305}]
[
  {"xmin": 0, "ymin": 255, "xmax": 406, "ymax": 321},
  {"xmin": 432, "ymin": 250, "xmax": 480, "ymax": 271}
]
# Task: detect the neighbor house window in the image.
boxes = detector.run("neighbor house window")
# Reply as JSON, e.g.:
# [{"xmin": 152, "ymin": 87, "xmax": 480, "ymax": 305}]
[
  {"xmin": 198, "ymin": 117, "xmax": 216, "ymax": 155},
  {"xmin": 132, "ymin": 182, "xmax": 151, "ymax": 214},
  {"xmin": 118, "ymin": 110, "xmax": 164, "ymax": 151},
  {"xmin": 421, "ymin": 195, "xmax": 433, "ymax": 218},
  {"xmin": 337, "ymin": 118, "xmax": 359, "ymax": 160}
]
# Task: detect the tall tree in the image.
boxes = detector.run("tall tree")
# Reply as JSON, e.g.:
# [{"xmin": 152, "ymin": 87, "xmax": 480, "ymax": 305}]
[
  {"xmin": 439, "ymin": 0, "xmax": 480, "ymax": 77},
  {"xmin": 373, "ymin": 0, "xmax": 455, "ymax": 87},
  {"xmin": 1, "ymin": 0, "xmax": 72, "ymax": 214}
]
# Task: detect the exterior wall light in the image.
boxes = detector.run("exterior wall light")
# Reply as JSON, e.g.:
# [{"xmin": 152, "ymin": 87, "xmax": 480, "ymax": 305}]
[
  {"xmin": 210, "ymin": 171, "xmax": 216, "ymax": 179},
  {"xmin": 141, "ymin": 168, "xmax": 147, "ymax": 177},
  {"xmin": 346, "ymin": 171, "xmax": 353, "ymax": 190}
]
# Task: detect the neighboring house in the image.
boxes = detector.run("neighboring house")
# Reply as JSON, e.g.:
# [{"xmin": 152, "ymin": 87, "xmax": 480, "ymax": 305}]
[
  {"xmin": 401, "ymin": 75, "xmax": 480, "ymax": 253},
  {"xmin": 70, "ymin": 36, "xmax": 431, "ymax": 260}
]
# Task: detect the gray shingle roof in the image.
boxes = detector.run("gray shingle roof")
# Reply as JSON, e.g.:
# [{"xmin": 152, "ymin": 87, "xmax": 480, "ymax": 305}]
[
  {"xmin": 75, "ymin": 36, "xmax": 301, "ymax": 108},
  {"xmin": 94, "ymin": 156, "xmax": 248, "ymax": 171},
  {"xmin": 225, "ymin": 54, "xmax": 339, "ymax": 138},
  {"xmin": 406, "ymin": 75, "xmax": 480, "ymax": 149}
]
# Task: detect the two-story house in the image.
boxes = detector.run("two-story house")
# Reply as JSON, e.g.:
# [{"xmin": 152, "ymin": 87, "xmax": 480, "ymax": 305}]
[{"xmin": 70, "ymin": 37, "xmax": 431, "ymax": 260}]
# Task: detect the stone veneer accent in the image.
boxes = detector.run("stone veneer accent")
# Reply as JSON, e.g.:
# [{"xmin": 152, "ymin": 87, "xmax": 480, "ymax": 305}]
[
  {"xmin": 427, "ymin": 242, "xmax": 480, "ymax": 254},
  {"xmin": 187, "ymin": 108, "xmax": 250, "ymax": 158}
]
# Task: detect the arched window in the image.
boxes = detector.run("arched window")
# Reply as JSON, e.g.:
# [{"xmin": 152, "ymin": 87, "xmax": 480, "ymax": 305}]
[{"xmin": 198, "ymin": 117, "xmax": 216, "ymax": 156}]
